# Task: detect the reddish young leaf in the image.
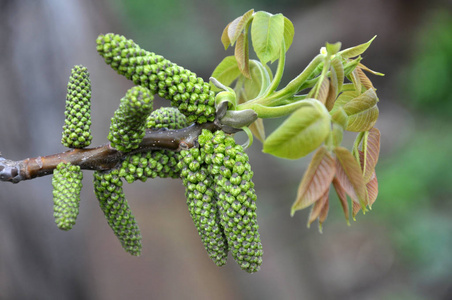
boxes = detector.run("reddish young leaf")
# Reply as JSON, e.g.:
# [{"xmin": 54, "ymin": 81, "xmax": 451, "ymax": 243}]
[
  {"xmin": 325, "ymin": 77, "xmax": 337, "ymax": 111},
  {"xmin": 316, "ymin": 78, "xmax": 330, "ymax": 105},
  {"xmin": 249, "ymin": 118, "xmax": 266, "ymax": 143},
  {"xmin": 334, "ymin": 146, "xmax": 367, "ymax": 208},
  {"xmin": 228, "ymin": 9, "xmax": 254, "ymax": 45},
  {"xmin": 352, "ymin": 201, "xmax": 362, "ymax": 219},
  {"xmin": 307, "ymin": 187, "xmax": 329, "ymax": 228},
  {"xmin": 332, "ymin": 177, "xmax": 349, "ymax": 223},
  {"xmin": 318, "ymin": 192, "xmax": 330, "ymax": 232},
  {"xmin": 291, "ymin": 146, "xmax": 335, "ymax": 215},
  {"xmin": 356, "ymin": 67, "xmax": 374, "ymax": 90},
  {"xmin": 366, "ymin": 171, "xmax": 378, "ymax": 207},
  {"xmin": 362, "ymin": 128, "xmax": 381, "ymax": 183},
  {"xmin": 235, "ymin": 32, "xmax": 250, "ymax": 78}
]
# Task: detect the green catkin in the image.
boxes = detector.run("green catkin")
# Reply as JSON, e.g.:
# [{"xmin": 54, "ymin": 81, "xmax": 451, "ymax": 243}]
[
  {"xmin": 198, "ymin": 129, "xmax": 263, "ymax": 273},
  {"xmin": 61, "ymin": 65, "xmax": 93, "ymax": 148},
  {"xmin": 96, "ymin": 33, "xmax": 216, "ymax": 124},
  {"xmin": 93, "ymin": 169, "xmax": 142, "ymax": 256},
  {"xmin": 146, "ymin": 107, "xmax": 189, "ymax": 130},
  {"xmin": 178, "ymin": 147, "xmax": 229, "ymax": 266},
  {"xmin": 52, "ymin": 162, "xmax": 83, "ymax": 230},
  {"xmin": 108, "ymin": 86, "xmax": 154, "ymax": 152}
]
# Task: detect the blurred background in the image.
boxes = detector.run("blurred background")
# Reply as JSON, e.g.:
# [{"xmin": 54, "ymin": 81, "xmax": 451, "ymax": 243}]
[{"xmin": 0, "ymin": 0, "xmax": 451, "ymax": 299}]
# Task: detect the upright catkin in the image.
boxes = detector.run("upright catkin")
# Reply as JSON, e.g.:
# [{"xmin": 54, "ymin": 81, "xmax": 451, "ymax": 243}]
[
  {"xmin": 61, "ymin": 65, "xmax": 92, "ymax": 148},
  {"xmin": 96, "ymin": 33, "xmax": 216, "ymax": 124}
]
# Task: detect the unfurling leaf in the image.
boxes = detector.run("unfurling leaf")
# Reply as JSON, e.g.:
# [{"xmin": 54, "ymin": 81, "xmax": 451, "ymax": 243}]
[
  {"xmin": 291, "ymin": 146, "xmax": 335, "ymax": 215},
  {"xmin": 342, "ymin": 88, "xmax": 379, "ymax": 132},
  {"xmin": 358, "ymin": 63, "xmax": 385, "ymax": 76},
  {"xmin": 361, "ymin": 128, "xmax": 381, "ymax": 182},
  {"xmin": 325, "ymin": 77, "xmax": 337, "ymax": 111},
  {"xmin": 228, "ymin": 9, "xmax": 254, "ymax": 46},
  {"xmin": 307, "ymin": 187, "xmax": 330, "ymax": 228},
  {"xmin": 339, "ymin": 35, "xmax": 376, "ymax": 59},
  {"xmin": 332, "ymin": 177, "xmax": 349, "ymax": 223},
  {"xmin": 221, "ymin": 22, "xmax": 232, "ymax": 49},
  {"xmin": 251, "ymin": 11, "xmax": 285, "ymax": 64},
  {"xmin": 334, "ymin": 146, "xmax": 367, "ymax": 208},
  {"xmin": 349, "ymin": 69, "xmax": 362, "ymax": 94},
  {"xmin": 325, "ymin": 42, "xmax": 341, "ymax": 55},
  {"xmin": 210, "ymin": 56, "xmax": 240, "ymax": 91},
  {"xmin": 235, "ymin": 32, "xmax": 250, "ymax": 78},
  {"xmin": 263, "ymin": 100, "xmax": 331, "ymax": 159}
]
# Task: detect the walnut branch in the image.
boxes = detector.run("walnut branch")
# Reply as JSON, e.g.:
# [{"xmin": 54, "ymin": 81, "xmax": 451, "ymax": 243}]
[{"xmin": 0, "ymin": 121, "xmax": 222, "ymax": 184}]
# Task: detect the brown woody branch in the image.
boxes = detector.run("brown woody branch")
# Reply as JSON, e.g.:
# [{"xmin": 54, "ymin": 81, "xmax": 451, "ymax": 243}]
[{"xmin": 0, "ymin": 122, "xmax": 222, "ymax": 183}]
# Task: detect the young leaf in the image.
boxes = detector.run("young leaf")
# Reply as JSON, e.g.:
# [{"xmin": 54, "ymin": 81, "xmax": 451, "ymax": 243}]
[
  {"xmin": 349, "ymin": 69, "xmax": 362, "ymax": 94},
  {"xmin": 291, "ymin": 146, "xmax": 335, "ymax": 214},
  {"xmin": 366, "ymin": 171, "xmax": 378, "ymax": 207},
  {"xmin": 326, "ymin": 42, "xmax": 341, "ymax": 56},
  {"xmin": 210, "ymin": 56, "xmax": 241, "ymax": 91},
  {"xmin": 356, "ymin": 67, "xmax": 374, "ymax": 90},
  {"xmin": 342, "ymin": 88, "xmax": 379, "ymax": 132},
  {"xmin": 249, "ymin": 118, "xmax": 266, "ymax": 143},
  {"xmin": 283, "ymin": 16, "xmax": 294, "ymax": 52},
  {"xmin": 251, "ymin": 11, "xmax": 285, "ymax": 64},
  {"xmin": 325, "ymin": 74, "xmax": 337, "ymax": 111},
  {"xmin": 361, "ymin": 128, "xmax": 380, "ymax": 182},
  {"xmin": 221, "ymin": 22, "xmax": 232, "ymax": 49},
  {"xmin": 358, "ymin": 63, "xmax": 385, "ymax": 76},
  {"xmin": 332, "ymin": 177, "xmax": 350, "ymax": 224},
  {"xmin": 318, "ymin": 194, "xmax": 329, "ymax": 232},
  {"xmin": 307, "ymin": 187, "xmax": 330, "ymax": 228},
  {"xmin": 330, "ymin": 90, "xmax": 358, "ymax": 114},
  {"xmin": 339, "ymin": 35, "xmax": 376, "ymax": 59},
  {"xmin": 228, "ymin": 9, "xmax": 254, "ymax": 45},
  {"xmin": 334, "ymin": 146, "xmax": 367, "ymax": 207},
  {"xmin": 352, "ymin": 201, "xmax": 362, "ymax": 219},
  {"xmin": 235, "ymin": 31, "xmax": 250, "ymax": 78},
  {"xmin": 330, "ymin": 56, "xmax": 344, "ymax": 94},
  {"xmin": 263, "ymin": 100, "xmax": 331, "ymax": 159},
  {"xmin": 316, "ymin": 78, "xmax": 330, "ymax": 105}
]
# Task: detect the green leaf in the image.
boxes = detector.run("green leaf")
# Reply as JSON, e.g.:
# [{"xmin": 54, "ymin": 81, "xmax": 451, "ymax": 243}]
[
  {"xmin": 342, "ymin": 89, "xmax": 379, "ymax": 132},
  {"xmin": 235, "ymin": 31, "xmax": 250, "ymax": 78},
  {"xmin": 228, "ymin": 9, "xmax": 254, "ymax": 45},
  {"xmin": 251, "ymin": 11, "xmax": 285, "ymax": 64},
  {"xmin": 210, "ymin": 56, "xmax": 241, "ymax": 91},
  {"xmin": 339, "ymin": 35, "xmax": 376, "ymax": 59},
  {"xmin": 249, "ymin": 118, "xmax": 266, "ymax": 143},
  {"xmin": 334, "ymin": 146, "xmax": 367, "ymax": 208},
  {"xmin": 361, "ymin": 128, "xmax": 380, "ymax": 183},
  {"xmin": 291, "ymin": 146, "xmax": 335, "ymax": 214},
  {"xmin": 221, "ymin": 22, "xmax": 231, "ymax": 49},
  {"xmin": 243, "ymin": 60, "xmax": 272, "ymax": 99},
  {"xmin": 263, "ymin": 99, "xmax": 331, "ymax": 159},
  {"xmin": 283, "ymin": 17, "xmax": 294, "ymax": 52},
  {"xmin": 326, "ymin": 42, "xmax": 341, "ymax": 55}
]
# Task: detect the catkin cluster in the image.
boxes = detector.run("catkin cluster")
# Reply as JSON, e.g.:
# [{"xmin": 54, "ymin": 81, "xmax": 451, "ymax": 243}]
[
  {"xmin": 52, "ymin": 162, "xmax": 83, "ymax": 230},
  {"xmin": 108, "ymin": 86, "xmax": 154, "ymax": 152},
  {"xmin": 96, "ymin": 33, "xmax": 216, "ymax": 124},
  {"xmin": 146, "ymin": 106, "xmax": 189, "ymax": 130},
  {"xmin": 179, "ymin": 130, "xmax": 263, "ymax": 273},
  {"xmin": 61, "ymin": 65, "xmax": 92, "ymax": 148},
  {"xmin": 178, "ymin": 148, "xmax": 229, "ymax": 266}
]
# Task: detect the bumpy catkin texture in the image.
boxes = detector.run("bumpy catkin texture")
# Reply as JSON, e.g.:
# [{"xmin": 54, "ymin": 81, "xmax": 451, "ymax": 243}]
[
  {"xmin": 96, "ymin": 33, "xmax": 216, "ymax": 124},
  {"xmin": 119, "ymin": 150, "xmax": 181, "ymax": 183},
  {"xmin": 146, "ymin": 106, "xmax": 189, "ymax": 130},
  {"xmin": 198, "ymin": 129, "xmax": 263, "ymax": 273},
  {"xmin": 178, "ymin": 147, "xmax": 229, "ymax": 266},
  {"xmin": 93, "ymin": 169, "xmax": 142, "ymax": 256},
  {"xmin": 52, "ymin": 162, "xmax": 83, "ymax": 230},
  {"xmin": 61, "ymin": 65, "xmax": 92, "ymax": 148},
  {"xmin": 108, "ymin": 86, "xmax": 154, "ymax": 152}
]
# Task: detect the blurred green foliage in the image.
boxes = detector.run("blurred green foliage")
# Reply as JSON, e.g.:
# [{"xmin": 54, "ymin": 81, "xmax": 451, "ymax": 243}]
[{"xmin": 403, "ymin": 10, "xmax": 452, "ymax": 116}]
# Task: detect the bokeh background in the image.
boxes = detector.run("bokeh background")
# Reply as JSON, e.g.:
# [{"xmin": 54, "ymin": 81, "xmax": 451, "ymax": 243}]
[{"xmin": 0, "ymin": 0, "xmax": 451, "ymax": 299}]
